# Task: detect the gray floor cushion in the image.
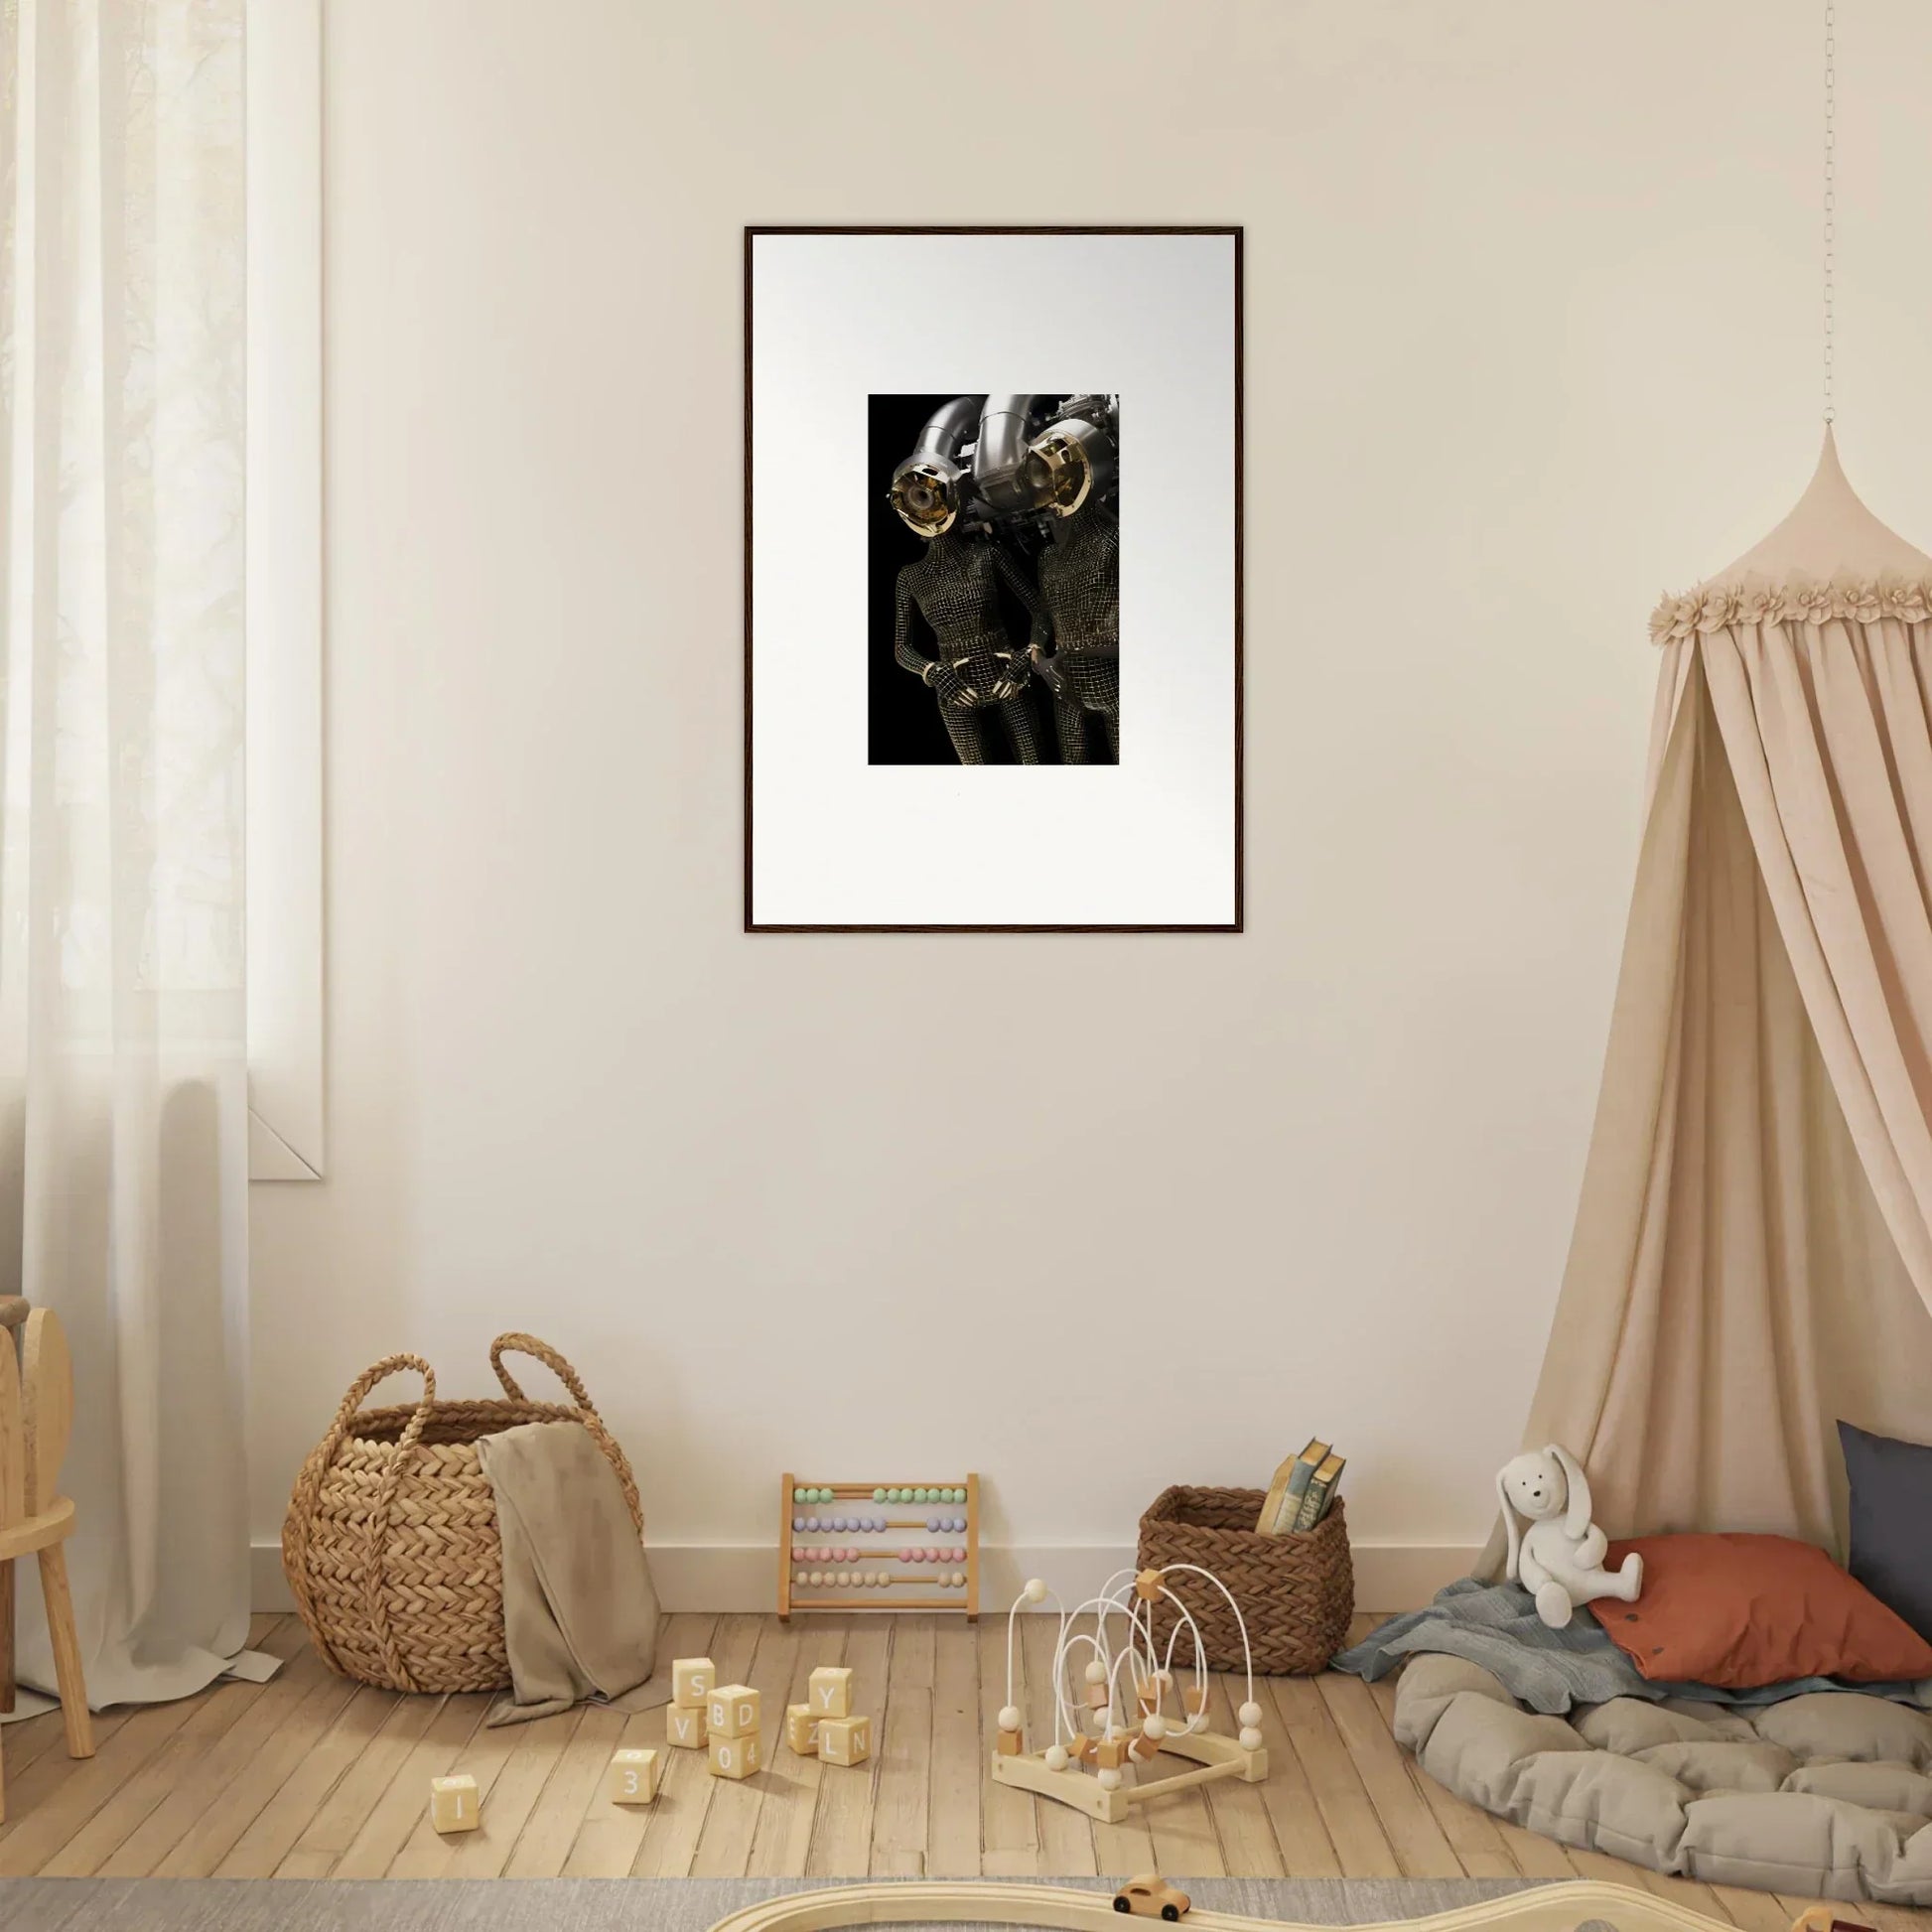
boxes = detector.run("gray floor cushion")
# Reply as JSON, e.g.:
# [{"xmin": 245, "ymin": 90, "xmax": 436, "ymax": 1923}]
[{"xmin": 1396, "ymin": 1652, "xmax": 1932, "ymax": 1904}]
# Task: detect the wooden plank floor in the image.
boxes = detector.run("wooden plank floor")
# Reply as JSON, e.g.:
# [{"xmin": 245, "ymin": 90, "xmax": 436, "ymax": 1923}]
[{"xmin": 0, "ymin": 1611, "xmax": 1924, "ymax": 1931}]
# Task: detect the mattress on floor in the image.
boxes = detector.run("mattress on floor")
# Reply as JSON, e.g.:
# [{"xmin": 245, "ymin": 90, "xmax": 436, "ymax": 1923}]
[{"xmin": 1395, "ymin": 1651, "xmax": 1932, "ymax": 1905}]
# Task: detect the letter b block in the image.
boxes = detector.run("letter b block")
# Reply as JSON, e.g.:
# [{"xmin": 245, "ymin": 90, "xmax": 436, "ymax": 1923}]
[
  {"xmin": 709, "ymin": 1728, "xmax": 762, "ymax": 1781},
  {"xmin": 706, "ymin": 1684, "xmax": 760, "ymax": 1740},
  {"xmin": 808, "ymin": 1665, "xmax": 853, "ymax": 1720},
  {"xmin": 429, "ymin": 1774, "xmax": 480, "ymax": 1834}
]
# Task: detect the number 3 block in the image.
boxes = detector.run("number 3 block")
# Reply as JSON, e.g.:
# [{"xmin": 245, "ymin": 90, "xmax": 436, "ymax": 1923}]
[
  {"xmin": 605, "ymin": 1747, "xmax": 659, "ymax": 1805},
  {"xmin": 429, "ymin": 1773, "xmax": 480, "ymax": 1834}
]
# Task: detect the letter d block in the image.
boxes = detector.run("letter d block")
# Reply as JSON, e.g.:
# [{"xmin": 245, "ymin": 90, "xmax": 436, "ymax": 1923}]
[
  {"xmin": 808, "ymin": 1664, "xmax": 853, "ymax": 1719},
  {"xmin": 672, "ymin": 1656, "xmax": 717, "ymax": 1709},
  {"xmin": 606, "ymin": 1747, "xmax": 659, "ymax": 1805},
  {"xmin": 784, "ymin": 1702, "xmax": 821, "ymax": 1755},
  {"xmin": 708, "ymin": 1728, "xmax": 762, "ymax": 1781},
  {"xmin": 429, "ymin": 1774, "xmax": 480, "ymax": 1834},
  {"xmin": 818, "ymin": 1714, "xmax": 871, "ymax": 1767},
  {"xmin": 666, "ymin": 1703, "xmax": 708, "ymax": 1750},
  {"xmin": 706, "ymin": 1684, "xmax": 760, "ymax": 1740}
]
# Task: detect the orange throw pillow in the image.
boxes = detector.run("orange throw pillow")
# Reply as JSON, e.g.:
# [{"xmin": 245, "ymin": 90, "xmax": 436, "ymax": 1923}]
[{"xmin": 1588, "ymin": 1533, "xmax": 1932, "ymax": 1688}]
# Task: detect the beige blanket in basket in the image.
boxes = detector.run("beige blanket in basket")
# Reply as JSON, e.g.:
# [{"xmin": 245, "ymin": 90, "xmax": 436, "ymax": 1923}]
[{"xmin": 476, "ymin": 1420, "xmax": 671, "ymax": 1725}]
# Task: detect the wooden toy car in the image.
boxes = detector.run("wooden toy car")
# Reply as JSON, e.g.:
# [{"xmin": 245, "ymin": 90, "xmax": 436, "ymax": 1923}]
[{"xmin": 1114, "ymin": 1873, "xmax": 1190, "ymax": 1920}]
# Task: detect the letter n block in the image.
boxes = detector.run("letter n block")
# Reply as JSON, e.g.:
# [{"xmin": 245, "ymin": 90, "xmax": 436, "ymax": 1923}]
[
  {"xmin": 818, "ymin": 1714, "xmax": 871, "ymax": 1766},
  {"xmin": 666, "ymin": 1703, "xmax": 708, "ymax": 1750},
  {"xmin": 808, "ymin": 1665, "xmax": 853, "ymax": 1720}
]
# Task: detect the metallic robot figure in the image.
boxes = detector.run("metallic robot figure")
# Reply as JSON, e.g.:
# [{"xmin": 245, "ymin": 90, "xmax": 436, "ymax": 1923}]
[
  {"xmin": 892, "ymin": 530, "xmax": 1044, "ymax": 765},
  {"xmin": 1024, "ymin": 398, "xmax": 1120, "ymax": 762},
  {"xmin": 886, "ymin": 393, "xmax": 1119, "ymax": 765}
]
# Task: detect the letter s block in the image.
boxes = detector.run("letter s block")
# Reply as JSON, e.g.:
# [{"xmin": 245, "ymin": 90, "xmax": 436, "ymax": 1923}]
[{"xmin": 673, "ymin": 1656, "xmax": 717, "ymax": 1709}]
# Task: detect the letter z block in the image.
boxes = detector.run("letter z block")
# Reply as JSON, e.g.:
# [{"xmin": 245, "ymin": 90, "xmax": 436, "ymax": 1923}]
[{"xmin": 784, "ymin": 1703, "xmax": 821, "ymax": 1755}]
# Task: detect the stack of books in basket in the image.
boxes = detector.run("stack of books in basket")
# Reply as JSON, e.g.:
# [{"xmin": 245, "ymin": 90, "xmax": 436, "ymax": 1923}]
[{"xmin": 1255, "ymin": 1438, "xmax": 1345, "ymax": 1535}]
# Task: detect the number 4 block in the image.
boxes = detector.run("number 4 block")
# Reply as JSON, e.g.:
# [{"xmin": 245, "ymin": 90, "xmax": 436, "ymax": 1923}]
[{"xmin": 708, "ymin": 1728, "xmax": 762, "ymax": 1781}]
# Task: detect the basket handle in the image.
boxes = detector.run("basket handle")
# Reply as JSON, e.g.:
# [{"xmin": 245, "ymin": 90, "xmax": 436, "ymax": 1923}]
[
  {"xmin": 284, "ymin": 1354, "xmax": 436, "ymax": 1692},
  {"xmin": 487, "ymin": 1332, "xmax": 643, "ymax": 1538}
]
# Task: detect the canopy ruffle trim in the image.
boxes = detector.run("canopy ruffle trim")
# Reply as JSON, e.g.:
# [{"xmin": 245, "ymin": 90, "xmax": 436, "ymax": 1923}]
[{"xmin": 1650, "ymin": 577, "xmax": 1932, "ymax": 644}]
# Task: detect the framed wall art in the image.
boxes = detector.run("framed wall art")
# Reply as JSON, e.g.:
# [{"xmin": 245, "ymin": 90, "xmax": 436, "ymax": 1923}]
[{"xmin": 745, "ymin": 225, "xmax": 1242, "ymax": 932}]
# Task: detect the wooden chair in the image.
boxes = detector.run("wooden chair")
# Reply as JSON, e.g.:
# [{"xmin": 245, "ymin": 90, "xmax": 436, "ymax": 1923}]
[{"xmin": 0, "ymin": 1299, "xmax": 93, "ymax": 1821}]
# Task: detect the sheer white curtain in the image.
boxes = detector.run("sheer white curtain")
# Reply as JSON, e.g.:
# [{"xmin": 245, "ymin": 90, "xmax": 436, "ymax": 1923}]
[{"xmin": 0, "ymin": 0, "xmax": 254, "ymax": 1707}]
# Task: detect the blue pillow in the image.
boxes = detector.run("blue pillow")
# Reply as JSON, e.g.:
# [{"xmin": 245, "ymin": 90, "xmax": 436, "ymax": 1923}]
[{"xmin": 1839, "ymin": 1420, "xmax": 1932, "ymax": 1644}]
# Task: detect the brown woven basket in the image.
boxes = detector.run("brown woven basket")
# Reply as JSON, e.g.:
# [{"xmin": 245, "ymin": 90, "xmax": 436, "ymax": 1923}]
[
  {"xmin": 1138, "ymin": 1484, "xmax": 1353, "ymax": 1675},
  {"xmin": 281, "ymin": 1333, "xmax": 642, "ymax": 1694}
]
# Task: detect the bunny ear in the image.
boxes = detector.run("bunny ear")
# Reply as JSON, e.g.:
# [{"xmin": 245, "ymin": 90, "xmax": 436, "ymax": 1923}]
[
  {"xmin": 1550, "ymin": 1445, "xmax": 1592, "ymax": 1539},
  {"xmin": 1496, "ymin": 1469, "xmax": 1523, "ymax": 1582}
]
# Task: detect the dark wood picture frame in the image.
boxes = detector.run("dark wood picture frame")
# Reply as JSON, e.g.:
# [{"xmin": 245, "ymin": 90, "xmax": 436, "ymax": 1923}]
[{"xmin": 744, "ymin": 224, "xmax": 1243, "ymax": 934}]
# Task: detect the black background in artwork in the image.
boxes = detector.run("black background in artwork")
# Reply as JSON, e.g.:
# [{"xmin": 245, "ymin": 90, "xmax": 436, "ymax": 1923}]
[{"xmin": 868, "ymin": 394, "xmax": 1055, "ymax": 765}]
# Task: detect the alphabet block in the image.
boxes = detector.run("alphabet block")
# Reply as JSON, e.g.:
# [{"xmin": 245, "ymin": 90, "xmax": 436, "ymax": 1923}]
[
  {"xmin": 667, "ymin": 1703, "xmax": 709, "ymax": 1750},
  {"xmin": 784, "ymin": 1703, "xmax": 821, "ymax": 1755},
  {"xmin": 673, "ymin": 1656, "xmax": 717, "ymax": 1709},
  {"xmin": 818, "ymin": 1714, "xmax": 871, "ymax": 1766},
  {"xmin": 706, "ymin": 1684, "xmax": 760, "ymax": 1740},
  {"xmin": 708, "ymin": 1728, "xmax": 762, "ymax": 1781},
  {"xmin": 808, "ymin": 1665, "xmax": 853, "ymax": 1720},
  {"xmin": 1095, "ymin": 1735, "xmax": 1129, "ymax": 1769},
  {"xmin": 429, "ymin": 1773, "xmax": 481, "ymax": 1834},
  {"xmin": 606, "ymin": 1747, "xmax": 659, "ymax": 1805}
]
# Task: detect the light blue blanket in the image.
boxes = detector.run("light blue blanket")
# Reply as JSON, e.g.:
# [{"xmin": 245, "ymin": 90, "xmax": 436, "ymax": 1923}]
[{"xmin": 1333, "ymin": 1577, "xmax": 1932, "ymax": 1716}]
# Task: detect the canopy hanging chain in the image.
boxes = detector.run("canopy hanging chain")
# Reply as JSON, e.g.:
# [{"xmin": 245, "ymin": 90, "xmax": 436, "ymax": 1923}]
[{"xmin": 1823, "ymin": 0, "xmax": 1836, "ymax": 423}]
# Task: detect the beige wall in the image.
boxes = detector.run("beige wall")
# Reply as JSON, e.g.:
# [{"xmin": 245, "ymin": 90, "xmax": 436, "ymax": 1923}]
[{"xmin": 250, "ymin": 0, "xmax": 1932, "ymax": 1604}]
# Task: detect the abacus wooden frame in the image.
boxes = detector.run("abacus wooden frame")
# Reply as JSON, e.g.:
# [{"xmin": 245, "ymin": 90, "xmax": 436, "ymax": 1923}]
[{"xmin": 776, "ymin": 1472, "xmax": 981, "ymax": 1620}]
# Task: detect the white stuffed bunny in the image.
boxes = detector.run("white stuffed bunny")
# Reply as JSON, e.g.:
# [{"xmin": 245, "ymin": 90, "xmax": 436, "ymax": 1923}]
[{"xmin": 1496, "ymin": 1444, "xmax": 1643, "ymax": 1630}]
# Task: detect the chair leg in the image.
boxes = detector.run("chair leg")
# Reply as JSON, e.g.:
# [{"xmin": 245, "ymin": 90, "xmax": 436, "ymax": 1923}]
[
  {"xmin": 0, "ymin": 1558, "xmax": 14, "ymax": 1715},
  {"xmin": 37, "ymin": 1544, "xmax": 92, "ymax": 1759}
]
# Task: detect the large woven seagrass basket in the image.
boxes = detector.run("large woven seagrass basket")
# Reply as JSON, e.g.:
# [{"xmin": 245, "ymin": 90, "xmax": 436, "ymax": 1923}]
[
  {"xmin": 282, "ymin": 1333, "xmax": 641, "ymax": 1694},
  {"xmin": 1138, "ymin": 1484, "xmax": 1353, "ymax": 1675}
]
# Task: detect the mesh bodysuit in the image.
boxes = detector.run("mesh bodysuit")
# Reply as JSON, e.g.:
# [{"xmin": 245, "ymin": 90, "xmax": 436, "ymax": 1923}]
[
  {"xmin": 1034, "ymin": 502, "xmax": 1119, "ymax": 762},
  {"xmin": 894, "ymin": 532, "xmax": 1042, "ymax": 764}
]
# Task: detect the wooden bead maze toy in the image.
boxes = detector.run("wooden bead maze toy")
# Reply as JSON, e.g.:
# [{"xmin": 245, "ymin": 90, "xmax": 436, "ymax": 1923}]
[
  {"xmin": 990, "ymin": 1564, "xmax": 1266, "ymax": 1825},
  {"xmin": 776, "ymin": 1473, "xmax": 980, "ymax": 1620}
]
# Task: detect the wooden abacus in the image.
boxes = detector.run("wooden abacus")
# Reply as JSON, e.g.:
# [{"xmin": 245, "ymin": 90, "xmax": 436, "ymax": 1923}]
[{"xmin": 777, "ymin": 1473, "xmax": 980, "ymax": 1620}]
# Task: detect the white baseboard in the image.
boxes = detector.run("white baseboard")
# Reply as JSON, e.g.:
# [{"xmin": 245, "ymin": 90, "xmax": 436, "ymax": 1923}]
[{"xmin": 254, "ymin": 1539, "xmax": 1476, "ymax": 1619}]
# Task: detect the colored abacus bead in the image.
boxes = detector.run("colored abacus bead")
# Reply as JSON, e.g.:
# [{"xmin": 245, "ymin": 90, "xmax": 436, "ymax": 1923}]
[{"xmin": 873, "ymin": 1486, "xmax": 886, "ymax": 1502}]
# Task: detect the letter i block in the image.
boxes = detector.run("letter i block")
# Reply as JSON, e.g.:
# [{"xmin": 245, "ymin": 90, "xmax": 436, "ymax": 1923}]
[
  {"xmin": 784, "ymin": 1703, "xmax": 821, "ymax": 1756},
  {"xmin": 429, "ymin": 1773, "xmax": 480, "ymax": 1834},
  {"xmin": 818, "ymin": 1714, "xmax": 871, "ymax": 1767},
  {"xmin": 706, "ymin": 1684, "xmax": 760, "ymax": 1740},
  {"xmin": 666, "ymin": 1702, "xmax": 709, "ymax": 1750},
  {"xmin": 808, "ymin": 1664, "xmax": 853, "ymax": 1720},
  {"xmin": 673, "ymin": 1656, "xmax": 717, "ymax": 1709},
  {"xmin": 606, "ymin": 1747, "xmax": 659, "ymax": 1805},
  {"xmin": 708, "ymin": 1728, "xmax": 762, "ymax": 1781}
]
